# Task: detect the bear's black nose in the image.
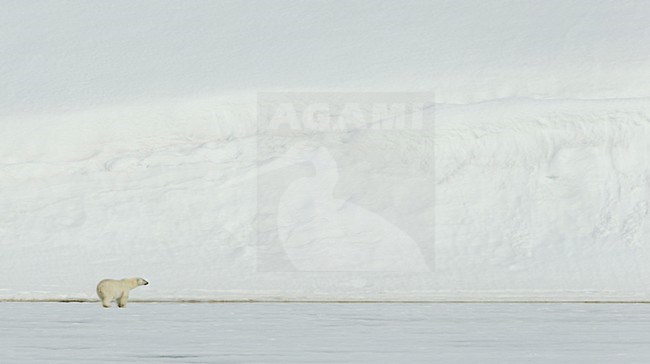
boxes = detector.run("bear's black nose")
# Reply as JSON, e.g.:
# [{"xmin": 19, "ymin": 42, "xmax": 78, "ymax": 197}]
[{"xmin": 144, "ymin": 281, "xmax": 149, "ymax": 285}]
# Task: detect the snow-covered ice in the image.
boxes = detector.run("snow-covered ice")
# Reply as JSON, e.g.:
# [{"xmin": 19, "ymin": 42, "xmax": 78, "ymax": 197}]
[{"xmin": 2, "ymin": 302, "xmax": 650, "ymax": 363}]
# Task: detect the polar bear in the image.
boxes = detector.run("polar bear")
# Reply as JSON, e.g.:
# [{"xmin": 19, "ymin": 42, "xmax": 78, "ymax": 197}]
[{"xmin": 96, "ymin": 277, "xmax": 149, "ymax": 308}]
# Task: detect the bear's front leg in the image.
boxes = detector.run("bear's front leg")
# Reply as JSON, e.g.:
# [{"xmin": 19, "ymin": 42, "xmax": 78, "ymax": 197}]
[{"xmin": 117, "ymin": 292, "xmax": 129, "ymax": 308}]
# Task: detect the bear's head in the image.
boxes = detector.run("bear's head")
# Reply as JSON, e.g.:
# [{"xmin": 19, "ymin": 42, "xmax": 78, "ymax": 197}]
[{"xmin": 136, "ymin": 278, "xmax": 149, "ymax": 286}]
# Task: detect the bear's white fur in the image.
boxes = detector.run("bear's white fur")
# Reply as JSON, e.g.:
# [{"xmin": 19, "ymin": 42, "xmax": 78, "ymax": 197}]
[{"xmin": 96, "ymin": 277, "xmax": 148, "ymax": 308}]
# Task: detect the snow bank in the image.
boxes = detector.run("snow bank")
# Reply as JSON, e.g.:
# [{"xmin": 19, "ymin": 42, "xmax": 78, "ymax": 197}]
[{"xmin": 1, "ymin": 1, "xmax": 650, "ymax": 301}]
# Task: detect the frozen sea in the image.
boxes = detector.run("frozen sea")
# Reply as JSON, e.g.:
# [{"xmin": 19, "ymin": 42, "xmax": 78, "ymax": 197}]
[{"xmin": 2, "ymin": 303, "xmax": 650, "ymax": 363}]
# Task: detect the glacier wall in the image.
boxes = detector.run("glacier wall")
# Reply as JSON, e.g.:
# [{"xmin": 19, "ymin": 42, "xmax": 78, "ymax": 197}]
[
  {"xmin": 1, "ymin": 1, "xmax": 650, "ymax": 300},
  {"xmin": 2, "ymin": 97, "xmax": 650, "ymax": 301}
]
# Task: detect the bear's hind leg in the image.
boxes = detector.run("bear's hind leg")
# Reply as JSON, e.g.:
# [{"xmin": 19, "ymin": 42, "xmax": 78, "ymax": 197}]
[{"xmin": 97, "ymin": 289, "xmax": 112, "ymax": 308}]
